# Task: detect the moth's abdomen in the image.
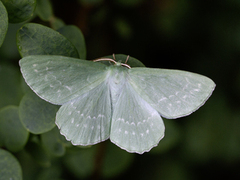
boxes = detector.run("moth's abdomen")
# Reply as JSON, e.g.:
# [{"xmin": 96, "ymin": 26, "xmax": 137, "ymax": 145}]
[{"xmin": 108, "ymin": 66, "xmax": 128, "ymax": 109}]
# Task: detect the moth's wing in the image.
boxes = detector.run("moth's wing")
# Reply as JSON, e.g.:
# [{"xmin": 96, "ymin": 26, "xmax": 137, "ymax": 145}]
[
  {"xmin": 56, "ymin": 81, "xmax": 111, "ymax": 145},
  {"xmin": 110, "ymin": 82, "xmax": 164, "ymax": 154},
  {"xmin": 19, "ymin": 55, "xmax": 109, "ymax": 104},
  {"xmin": 128, "ymin": 68, "xmax": 216, "ymax": 119}
]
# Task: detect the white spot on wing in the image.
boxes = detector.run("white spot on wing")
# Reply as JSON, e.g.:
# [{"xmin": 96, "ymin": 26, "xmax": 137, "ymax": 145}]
[
  {"xmin": 57, "ymin": 80, "xmax": 62, "ymax": 85},
  {"xmin": 131, "ymin": 122, "xmax": 135, "ymax": 126},
  {"xmin": 158, "ymin": 97, "xmax": 167, "ymax": 102},
  {"xmin": 169, "ymin": 95, "xmax": 175, "ymax": 99},
  {"xmin": 65, "ymin": 86, "xmax": 72, "ymax": 91}
]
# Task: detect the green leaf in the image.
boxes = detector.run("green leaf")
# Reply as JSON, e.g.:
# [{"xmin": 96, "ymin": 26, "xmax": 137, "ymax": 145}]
[
  {"xmin": 41, "ymin": 127, "xmax": 71, "ymax": 157},
  {"xmin": 16, "ymin": 150, "xmax": 40, "ymax": 180},
  {"xmin": 50, "ymin": 17, "xmax": 65, "ymax": 30},
  {"xmin": 36, "ymin": 165, "xmax": 62, "ymax": 180},
  {"xmin": 0, "ymin": 106, "xmax": 29, "ymax": 152},
  {"xmin": 35, "ymin": 0, "xmax": 53, "ymax": 21},
  {"xmin": 0, "ymin": 149, "xmax": 22, "ymax": 180},
  {"xmin": 63, "ymin": 146, "xmax": 96, "ymax": 178},
  {"xmin": 150, "ymin": 119, "xmax": 181, "ymax": 154},
  {"xmin": 19, "ymin": 92, "xmax": 59, "ymax": 134},
  {"xmin": 0, "ymin": 23, "xmax": 22, "ymax": 59},
  {"xmin": 58, "ymin": 25, "xmax": 87, "ymax": 59},
  {"xmin": 16, "ymin": 23, "xmax": 79, "ymax": 58},
  {"xmin": 0, "ymin": 64, "xmax": 23, "ymax": 109},
  {"xmin": 25, "ymin": 139, "xmax": 51, "ymax": 167},
  {"xmin": 63, "ymin": 141, "xmax": 134, "ymax": 179},
  {"xmin": 0, "ymin": 1, "xmax": 8, "ymax": 47},
  {"xmin": 183, "ymin": 95, "xmax": 238, "ymax": 162},
  {"xmin": 1, "ymin": 0, "xmax": 36, "ymax": 23},
  {"xmin": 21, "ymin": 76, "xmax": 32, "ymax": 93},
  {"xmin": 101, "ymin": 141, "xmax": 134, "ymax": 178}
]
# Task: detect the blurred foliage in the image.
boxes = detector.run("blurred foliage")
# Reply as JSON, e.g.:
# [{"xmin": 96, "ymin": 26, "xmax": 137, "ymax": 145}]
[{"xmin": 0, "ymin": 0, "xmax": 240, "ymax": 179}]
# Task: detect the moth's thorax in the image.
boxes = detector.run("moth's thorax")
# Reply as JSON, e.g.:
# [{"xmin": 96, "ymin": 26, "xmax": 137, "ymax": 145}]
[
  {"xmin": 107, "ymin": 65, "xmax": 128, "ymax": 108},
  {"xmin": 109, "ymin": 65, "xmax": 127, "ymax": 82}
]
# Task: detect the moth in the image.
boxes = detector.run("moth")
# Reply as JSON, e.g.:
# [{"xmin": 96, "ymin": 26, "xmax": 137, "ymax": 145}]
[{"xmin": 19, "ymin": 54, "xmax": 215, "ymax": 154}]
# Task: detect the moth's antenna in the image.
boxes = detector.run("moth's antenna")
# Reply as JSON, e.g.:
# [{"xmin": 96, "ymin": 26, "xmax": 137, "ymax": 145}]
[
  {"xmin": 121, "ymin": 63, "xmax": 131, "ymax": 69},
  {"xmin": 112, "ymin": 54, "xmax": 116, "ymax": 60},
  {"xmin": 93, "ymin": 58, "xmax": 117, "ymax": 64},
  {"xmin": 92, "ymin": 54, "xmax": 131, "ymax": 69},
  {"xmin": 125, "ymin": 55, "xmax": 130, "ymax": 64}
]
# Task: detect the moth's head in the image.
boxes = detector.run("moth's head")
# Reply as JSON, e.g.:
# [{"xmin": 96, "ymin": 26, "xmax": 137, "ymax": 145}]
[
  {"xmin": 93, "ymin": 54, "xmax": 131, "ymax": 69},
  {"xmin": 114, "ymin": 61, "xmax": 131, "ymax": 69},
  {"xmin": 115, "ymin": 61, "xmax": 122, "ymax": 66}
]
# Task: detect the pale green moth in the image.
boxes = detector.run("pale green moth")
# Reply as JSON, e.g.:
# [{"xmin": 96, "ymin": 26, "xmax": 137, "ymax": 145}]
[{"xmin": 19, "ymin": 54, "xmax": 215, "ymax": 154}]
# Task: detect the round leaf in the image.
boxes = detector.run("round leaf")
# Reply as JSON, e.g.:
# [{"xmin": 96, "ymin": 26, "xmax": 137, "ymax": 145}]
[
  {"xmin": 19, "ymin": 92, "xmax": 59, "ymax": 134},
  {"xmin": 41, "ymin": 127, "xmax": 71, "ymax": 157},
  {"xmin": 0, "ymin": 23, "xmax": 22, "ymax": 59},
  {"xmin": 36, "ymin": 165, "xmax": 62, "ymax": 180},
  {"xmin": 0, "ymin": 1, "xmax": 8, "ymax": 47},
  {"xmin": 51, "ymin": 17, "xmax": 65, "ymax": 30},
  {"xmin": 64, "ymin": 146, "xmax": 96, "ymax": 178},
  {"xmin": 183, "ymin": 95, "xmax": 236, "ymax": 162},
  {"xmin": 1, "ymin": 0, "xmax": 36, "ymax": 23},
  {"xmin": 102, "ymin": 141, "xmax": 134, "ymax": 178},
  {"xmin": 0, "ymin": 149, "xmax": 22, "ymax": 180},
  {"xmin": 58, "ymin": 25, "xmax": 87, "ymax": 59},
  {"xmin": 150, "ymin": 119, "xmax": 181, "ymax": 154},
  {"xmin": 25, "ymin": 139, "xmax": 51, "ymax": 167},
  {"xmin": 0, "ymin": 106, "xmax": 29, "ymax": 152},
  {"xmin": 0, "ymin": 64, "xmax": 23, "ymax": 109},
  {"xmin": 16, "ymin": 23, "xmax": 79, "ymax": 58},
  {"xmin": 35, "ymin": 0, "xmax": 53, "ymax": 21}
]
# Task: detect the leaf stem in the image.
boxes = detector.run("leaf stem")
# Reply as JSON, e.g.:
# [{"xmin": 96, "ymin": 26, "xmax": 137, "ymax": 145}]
[{"xmin": 92, "ymin": 141, "xmax": 107, "ymax": 180}]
